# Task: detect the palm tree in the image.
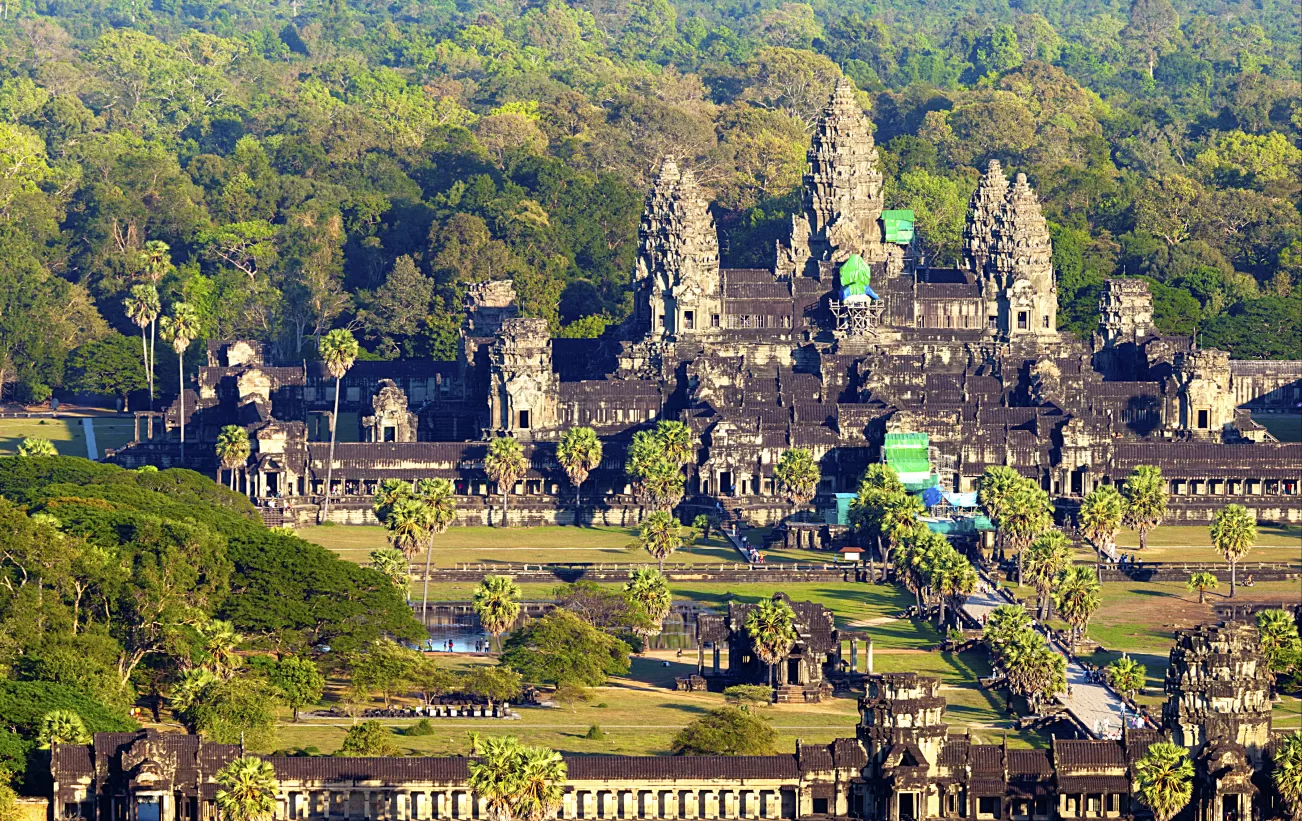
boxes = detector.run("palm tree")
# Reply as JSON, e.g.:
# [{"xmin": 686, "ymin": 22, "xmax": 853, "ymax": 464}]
[
  {"xmin": 877, "ymin": 492, "xmax": 925, "ymax": 572},
  {"xmin": 1001, "ymin": 630, "xmax": 1065, "ymax": 712},
  {"xmin": 473, "ymin": 575, "xmax": 522, "ymax": 653},
  {"xmin": 384, "ymin": 496, "xmax": 428, "ymax": 562},
  {"xmin": 485, "ymin": 435, "xmax": 526, "ymax": 527},
  {"xmin": 372, "ymin": 479, "xmax": 412, "ymax": 523},
  {"xmin": 1105, "ymin": 654, "xmax": 1146, "ymax": 700},
  {"xmin": 1079, "ymin": 484, "xmax": 1124, "ymax": 576},
  {"xmin": 124, "ymin": 283, "xmax": 161, "ymax": 410},
  {"xmin": 640, "ymin": 457, "xmax": 686, "ymax": 511},
  {"xmin": 467, "ymin": 736, "xmax": 567, "ymax": 821},
  {"xmin": 1122, "ymin": 465, "xmax": 1168, "ymax": 551},
  {"xmin": 1052, "ymin": 565, "xmax": 1102, "ymax": 649},
  {"xmin": 319, "ymin": 328, "xmax": 359, "ymax": 523},
  {"xmin": 983, "ymin": 604, "xmax": 1033, "ymax": 658},
  {"xmin": 978, "ymin": 465, "xmax": 1021, "ymax": 554},
  {"xmin": 1273, "ymin": 731, "xmax": 1302, "ymax": 821},
  {"xmin": 17, "ymin": 438, "xmax": 57, "ymax": 457},
  {"xmin": 1211, "ymin": 503, "xmax": 1257, "ymax": 598},
  {"xmin": 1256, "ymin": 609, "xmax": 1302, "ymax": 680},
  {"xmin": 624, "ymin": 568, "xmax": 673, "ymax": 641},
  {"xmin": 215, "ymin": 426, "xmax": 251, "ymax": 491},
  {"xmin": 369, "ymin": 548, "xmax": 410, "ymax": 592},
  {"xmin": 892, "ymin": 526, "xmax": 935, "ymax": 612},
  {"xmin": 1001, "ymin": 480, "xmax": 1053, "ymax": 585},
  {"xmin": 639, "ymin": 510, "xmax": 684, "ymax": 571},
  {"xmin": 214, "ymin": 756, "xmax": 280, "ymax": 821},
  {"xmin": 1133, "ymin": 741, "xmax": 1194, "ymax": 821},
  {"xmin": 744, "ymin": 596, "xmax": 797, "ymax": 687},
  {"xmin": 774, "ymin": 448, "xmax": 821, "ymax": 506},
  {"xmin": 1023, "ymin": 530, "xmax": 1072, "ymax": 620},
  {"xmin": 38, "ymin": 710, "xmax": 90, "ymax": 748},
  {"xmin": 1186, "ymin": 571, "xmax": 1219, "ymax": 604},
  {"xmin": 416, "ymin": 478, "xmax": 457, "ymax": 620},
  {"xmin": 928, "ymin": 544, "xmax": 978, "ymax": 628},
  {"xmin": 197, "ymin": 618, "xmax": 244, "ymax": 680},
  {"xmin": 655, "ymin": 420, "xmax": 695, "ymax": 468},
  {"xmin": 160, "ymin": 302, "xmax": 201, "ymax": 461},
  {"xmin": 556, "ymin": 426, "xmax": 602, "ymax": 519}
]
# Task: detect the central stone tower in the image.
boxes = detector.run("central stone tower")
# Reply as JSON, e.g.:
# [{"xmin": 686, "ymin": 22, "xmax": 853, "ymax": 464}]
[{"xmin": 986, "ymin": 173, "xmax": 1058, "ymax": 340}]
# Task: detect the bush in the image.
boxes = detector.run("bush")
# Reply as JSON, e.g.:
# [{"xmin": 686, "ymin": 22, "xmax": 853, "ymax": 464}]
[
  {"xmin": 722, "ymin": 685, "xmax": 773, "ymax": 710},
  {"xmin": 585, "ymin": 724, "xmax": 605, "ymax": 740},
  {"xmin": 400, "ymin": 719, "xmax": 435, "ymax": 737},
  {"xmin": 671, "ymin": 707, "xmax": 776, "ymax": 756},
  {"xmin": 337, "ymin": 720, "xmax": 398, "ymax": 756},
  {"xmin": 0, "ymin": 682, "xmax": 135, "ymax": 738}
]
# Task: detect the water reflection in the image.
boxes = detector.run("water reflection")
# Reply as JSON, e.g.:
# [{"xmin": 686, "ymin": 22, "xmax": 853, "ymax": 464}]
[{"xmin": 422, "ymin": 629, "xmax": 491, "ymax": 654}]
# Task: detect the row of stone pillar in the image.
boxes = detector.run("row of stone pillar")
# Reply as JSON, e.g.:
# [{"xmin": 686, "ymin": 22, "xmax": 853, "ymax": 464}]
[
  {"xmin": 282, "ymin": 788, "xmax": 474, "ymax": 821},
  {"xmin": 561, "ymin": 788, "xmax": 782, "ymax": 820}
]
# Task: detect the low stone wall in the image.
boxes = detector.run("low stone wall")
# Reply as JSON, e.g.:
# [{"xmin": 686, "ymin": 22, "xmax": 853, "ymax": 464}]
[
  {"xmin": 1098, "ymin": 562, "xmax": 1299, "ymax": 583},
  {"xmin": 415, "ymin": 563, "xmax": 871, "ymax": 584}
]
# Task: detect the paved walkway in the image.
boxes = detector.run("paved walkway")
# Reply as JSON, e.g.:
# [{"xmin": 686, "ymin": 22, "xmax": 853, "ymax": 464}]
[
  {"xmin": 962, "ymin": 582, "xmax": 1139, "ymax": 740},
  {"xmin": 82, "ymin": 417, "xmax": 98, "ymax": 460}
]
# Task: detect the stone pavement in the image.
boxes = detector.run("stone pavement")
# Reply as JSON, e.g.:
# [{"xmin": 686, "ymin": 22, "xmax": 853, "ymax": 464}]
[{"xmin": 961, "ymin": 581, "xmax": 1142, "ymax": 739}]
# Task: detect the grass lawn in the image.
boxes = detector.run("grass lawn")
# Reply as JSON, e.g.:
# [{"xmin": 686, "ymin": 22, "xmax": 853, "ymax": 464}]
[{"xmin": 0, "ymin": 416, "xmax": 137, "ymax": 459}]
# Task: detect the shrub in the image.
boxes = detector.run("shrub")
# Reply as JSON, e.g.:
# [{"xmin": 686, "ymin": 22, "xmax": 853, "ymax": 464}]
[
  {"xmin": 401, "ymin": 719, "xmax": 435, "ymax": 737},
  {"xmin": 585, "ymin": 724, "xmax": 605, "ymax": 740},
  {"xmin": 671, "ymin": 707, "xmax": 776, "ymax": 756}
]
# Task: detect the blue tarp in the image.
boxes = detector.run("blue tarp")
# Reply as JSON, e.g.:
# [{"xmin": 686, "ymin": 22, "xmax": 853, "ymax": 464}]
[
  {"xmin": 921, "ymin": 486, "xmax": 945, "ymax": 508},
  {"xmin": 942, "ymin": 491, "xmax": 979, "ymax": 508}
]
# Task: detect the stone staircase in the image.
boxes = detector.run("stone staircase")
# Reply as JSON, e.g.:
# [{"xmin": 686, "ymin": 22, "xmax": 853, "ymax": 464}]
[{"xmin": 774, "ymin": 684, "xmax": 806, "ymax": 703}]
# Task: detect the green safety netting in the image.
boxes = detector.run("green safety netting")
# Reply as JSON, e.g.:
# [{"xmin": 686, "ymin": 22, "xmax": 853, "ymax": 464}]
[
  {"xmin": 881, "ymin": 209, "xmax": 915, "ymax": 244},
  {"xmin": 883, "ymin": 432, "xmax": 930, "ymax": 473},
  {"xmin": 838, "ymin": 254, "xmax": 873, "ymax": 297}
]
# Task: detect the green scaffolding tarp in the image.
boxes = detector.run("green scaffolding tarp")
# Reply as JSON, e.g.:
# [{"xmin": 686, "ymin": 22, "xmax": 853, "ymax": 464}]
[{"xmin": 882, "ymin": 209, "xmax": 915, "ymax": 244}]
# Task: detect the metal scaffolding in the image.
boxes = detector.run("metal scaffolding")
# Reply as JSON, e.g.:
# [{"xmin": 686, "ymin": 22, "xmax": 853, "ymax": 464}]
[{"xmin": 829, "ymin": 297, "xmax": 885, "ymax": 336}]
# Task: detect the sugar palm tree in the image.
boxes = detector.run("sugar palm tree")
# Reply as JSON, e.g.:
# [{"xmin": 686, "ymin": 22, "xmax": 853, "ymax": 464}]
[
  {"xmin": 1053, "ymin": 565, "xmax": 1102, "ymax": 649},
  {"xmin": 1133, "ymin": 741, "xmax": 1193, "ymax": 821},
  {"xmin": 982, "ymin": 604, "xmax": 1033, "ymax": 658},
  {"xmin": 197, "ymin": 618, "xmax": 244, "ymax": 680},
  {"xmin": 978, "ymin": 465, "xmax": 1021, "ymax": 552},
  {"xmin": 485, "ymin": 435, "xmax": 526, "ymax": 527},
  {"xmin": 1023, "ymin": 530, "xmax": 1072, "ymax": 620},
  {"xmin": 1256, "ymin": 609, "xmax": 1302, "ymax": 680},
  {"xmin": 556, "ymin": 426, "xmax": 602, "ymax": 519},
  {"xmin": 1186, "ymin": 571, "xmax": 1219, "ymax": 604},
  {"xmin": 318, "ymin": 328, "xmax": 358, "ymax": 523},
  {"xmin": 1122, "ymin": 465, "xmax": 1168, "ymax": 551},
  {"xmin": 17, "ymin": 438, "xmax": 57, "ymax": 457},
  {"xmin": 1001, "ymin": 630, "xmax": 1065, "ymax": 712},
  {"xmin": 624, "ymin": 567, "xmax": 673, "ymax": 641},
  {"xmin": 214, "ymin": 756, "xmax": 280, "ymax": 821},
  {"xmin": 468, "ymin": 736, "xmax": 567, "ymax": 821},
  {"xmin": 160, "ymin": 302, "xmax": 201, "ymax": 461},
  {"xmin": 774, "ymin": 448, "xmax": 821, "ymax": 507},
  {"xmin": 124, "ymin": 283, "xmax": 161, "ymax": 410},
  {"xmin": 372, "ymin": 478, "xmax": 412, "ymax": 523},
  {"xmin": 878, "ymin": 492, "xmax": 924, "ymax": 571},
  {"xmin": 744, "ymin": 596, "xmax": 797, "ymax": 687},
  {"xmin": 655, "ymin": 420, "xmax": 695, "ymax": 468},
  {"xmin": 369, "ymin": 547, "xmax": 410, "ymax": 593},
  {"xmin": 513, "ymin": 745, "xmax": 567, "ymax": 821},
  {"xmin": 1001, "ymin": 480, "xmax": 1053, "ymax": 585},
  {"xmin": 416, "ymin": 478, "xmax": 457, "ymax": 620},
  {"xmin": 638, "ymin": 510, "xmax": 684, "ymax": 571},
  {"xmin": 1273, "ymin": 731, "xmax": 1302, "ymax": 821},
  {"xmin": 928, "ymin": 543, "xmax": 978, "ymax": 628},
  {"xmin": 1079, "ymin": 484, "xmax": 1124, "ymax": 577},
  {"xmin": 1105, "ymin": 654, "xmax": 1146, "ymax": 699},
  {"xmin": 38, "ymin": 709, "xmax": 90, "ymax": 748},
  {"xmin": 215, "ymin": 425, "xmax": 251, "ymax": 491},
  {"xmin": 473, "ymin": 575, "xmax": 522, "ymax": 653},
  {"xmin": 1211, "ymin": 503, "xmax": 1256, "ymax": 598},
  {"xmin": 384, "ymin": 496, "xmax": 428, "ymax": 561}
]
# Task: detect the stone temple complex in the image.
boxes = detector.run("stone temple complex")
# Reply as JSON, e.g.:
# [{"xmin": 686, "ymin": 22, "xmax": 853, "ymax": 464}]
[
  {"xmin": 114, "ymin": 78, "xmax": 1301, "ymax": 527},
  {"xmin": 50, "ymin": 622, "xmax": 1295, "ymax": 821}
]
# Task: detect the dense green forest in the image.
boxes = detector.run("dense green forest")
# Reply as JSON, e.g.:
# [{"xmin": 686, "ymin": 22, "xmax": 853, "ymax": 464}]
[{"xmin": 1, "ymin": 0, "xmax": 1299, "ymax": 404}]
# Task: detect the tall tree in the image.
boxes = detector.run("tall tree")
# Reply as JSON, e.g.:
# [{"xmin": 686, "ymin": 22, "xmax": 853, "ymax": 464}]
[
  {"xmin": 215, "ymin": 425, "xmax": 250, "ymax": 491},
  {"xmin": 774, "ymin": 448, "xmax": 821, "ymax": 506},
  {"xmin": 214, "ymin": 756, "xmax": 279, "ymax": 821},
  {"xmin": 1001, "ymin": 480, "xmax": 1053, "ymax": 585},
  {"xmin": 485, "ymin": 436, "xmax": 527, "ymax": 527},
  {"xmin": 1105, "ymin": 655, "xmax": 1146, "ymax": 699},
  {"xmin": 467, "ymin": 736, "xmax": 567, "ymax": 821},
  {"xmin": 1079, "ymin": 484, "xmax": 1124, "ymax": 577},
  {"xmin": 1210, "ymin": 504, "xmax": 1256, "ymax": 598},
  {"xmin": 1256, "ymin": 609, "xmax": 1302, "ymax": 682},
  {"xmin": 624, "ymin": 567, "xmax": 672, "ymax": 642},
  {"xmin": 556, "ymin": 427, "xmax": 603, "ymax": 518},
  {"xmin": 1123, "ymin": 0, "xmax": 1180, "ymax": 77},
  {"xmin": 744, "ymin": 596, "xmax": 797, "ymax": 687},
  {"xmin": 1186, "ymin": 571, "xmax": 1219, "ymax": 604},
  {"xmin": 1053, "ymin": 566, "xmax": 1102, "ymax": 649},
  {"xmin": 160, "ymin": 302, "xmax": 200, "ymax": 461},
  {"xmin": 318, "ymin": 328, "xmax": 358, "ymax": 523},
  {"xmin": 416, "ymin": 478, "xmax": 457, "ymax": 620},
  {"xmin": 383, "ymin": 497, "xmax": 428, "ymax": 563},
  {"xmin": 1274, "ymin": 732, "xmax": 1302, "ymax": 821},
  {"xmin": 473, "ymin": 575, "xmax": 522, "ymax": 653},
  {"xmin": 1122, "ymin": 465, "xmax": 1168, "ymax": 551},
  {"xmin": 1023, "ymin": 530, "xmax": 1072, "ymax": 620},
  {"xmin": 123, "ymin": 283, "xmax": 160, "ymax": 410},
  {"xmin": 267, "ymin": 656, "xmax": 325, "ymax": 722},
  {"xmin": 1133, "ymin": 741, "xmax": 1194, "ymax": 821},
  {"xmin": 368, "ymin": 548, "xmax": 410, "ymax": 593},
  {"xmin": 638, "ymin": 510, "xmax": 684, "ymax": 571}
]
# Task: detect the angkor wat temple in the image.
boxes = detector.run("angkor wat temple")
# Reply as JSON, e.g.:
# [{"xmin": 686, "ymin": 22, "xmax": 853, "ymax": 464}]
[
  {"xmin": 114, "ymin": 78, "xmax": 1302, "ymax": 526},
  {"xmin": 51, "ymin": 622, "xmax": 1292, "ymax": 821}
]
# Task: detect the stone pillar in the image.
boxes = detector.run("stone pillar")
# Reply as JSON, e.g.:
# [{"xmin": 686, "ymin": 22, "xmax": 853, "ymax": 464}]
[
  {"xmin": 712, "ymin": 645, "xmax": 720, "ymax": 674},
  {"xmin": 562, "ymin": 793, "xmax": 575, "ymax": 820},
  {"xmin": 697, "ymin": 642, "xmax": 704, "ymax": 676},
  {"xmin": 581, "ymin": 792, "xmax": 596, "ymax": 819},
  {"xmin": 850, "ymin": 638, "xmax": 858, "ymax": 673},
  {"xmin": 867, "ymin": 638, "xmax": 874, "ymax": 674}
]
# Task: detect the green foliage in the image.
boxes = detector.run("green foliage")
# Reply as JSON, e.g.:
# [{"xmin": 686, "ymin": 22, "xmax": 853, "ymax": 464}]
[
  {"xmin": 401, "ymin": 719, "xmax": 435, "ymax": 737},
  {"xmin": 501, "ymin": 610, "xmax": 631, "ymax": 687},
  {"xmin": 337, "ymin": 721, "xmax": 399, "ymax": 757},
  {"xmin": 671, "ymin": 707, "xmax": 776, "ymax": 755},
  {"xmin": 1256, "ymin": 610, "xmax": 1302, "ymax": 678},
  {"xmin": 723, "ymin": 684, "xmax": 773, "ymax": 709},
  {"xmin": 0, "ymin": 682, "xmax": 136, "ymax": 739},
  {"xmin": 1134, "ymin": 741, "xmax": 1194, "ymax": 821},
  {"xmin": 266, "ymin": 657, "xmax": 325, "ymax": 721},
  {"xmin": 174, "ymin": 676, "xmax": 280, "ymax": 750},
  {"xmin": 584, "ymin": 724, "xmax": 605, "ymax": 740}
]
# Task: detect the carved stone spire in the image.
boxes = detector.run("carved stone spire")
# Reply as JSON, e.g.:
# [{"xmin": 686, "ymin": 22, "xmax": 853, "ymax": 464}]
[
  {"xmin": 633, "ymin": 156, "xmax": 721, "ymax": 339},
  {"xmin": 987, "ymin": 173, "xmax": 1057, "ymax": 338},
  {"xmin": 779, "ymin": 78, "xmax": 893, "ymax": 276},
  {"xmin": 963, "ymin": 159, "xmax": 1009, "ymax": 275}
]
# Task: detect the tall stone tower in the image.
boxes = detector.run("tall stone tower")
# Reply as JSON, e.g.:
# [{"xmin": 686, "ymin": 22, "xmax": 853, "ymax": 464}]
[
  {"xmin": 963, "ymin": 160, "xmax": 1009, "ymax": 277},
  {"xmin": 1162, "ymin": 622, "xmax": 1273, "ymax": 766},
  {"xmin": 1097, "ymin": 278, "xmax": 1154, "ymax": 346},
  {"xmin": 1170, "ymin": 348, "xmax": 1235, "ymax": 440},
  {"xmin": 857, "ymin": 674, "xmax": 949, "ymax": 821},
  {"xmin": 488, "ymin": 318, "xmax": 557, "ymax": 437},
  {"xmin": 778, "ymin": 79, "xmax": 900, "ymax": 277},
  {"xmin": 632, "ymin": 157, "xmax": 722, "ymax": 340},
  {"xmin": 987, "ymin": 173, "xmax": 1057, "ymax": 339}
]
